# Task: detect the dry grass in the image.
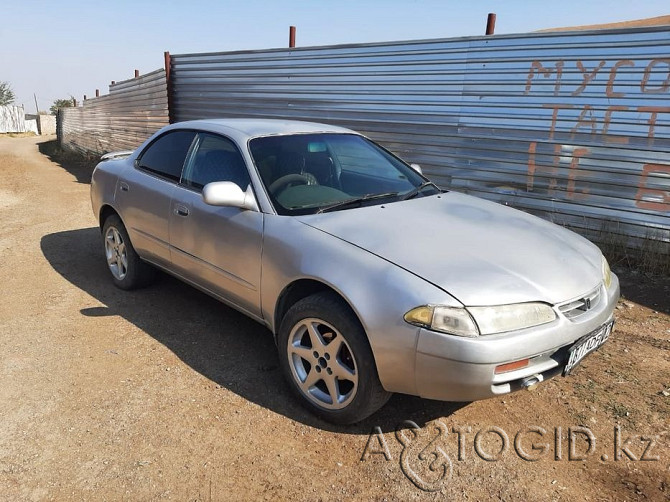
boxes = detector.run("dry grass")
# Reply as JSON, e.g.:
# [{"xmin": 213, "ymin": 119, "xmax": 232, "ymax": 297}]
[
  {"xmin": 597, "ymin": 220, "xmax": 669, "ymax": 276},
  {"xmin": 39, "ymin": 140, "xmax": 99, "ymax": 165},
  {"xmin": 638, "ymin": 230, "xmax": 670, "ymax": 276},
  {"xmin": 0, "ymin": 132, "xmax": 37, "ymax": 138}
]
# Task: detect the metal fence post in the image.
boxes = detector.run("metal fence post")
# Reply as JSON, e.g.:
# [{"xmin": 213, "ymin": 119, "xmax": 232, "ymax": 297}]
[
  {"xmin": 486, "ymin": 13, "xmax": 496, "ymax": 35},
  {"xmin": 164, "ymin": 51, "xmax": 174, "ymax": 124},
  {"xmin": 289, "ymin": 26, "xmax": 296, "ymax": 48}
]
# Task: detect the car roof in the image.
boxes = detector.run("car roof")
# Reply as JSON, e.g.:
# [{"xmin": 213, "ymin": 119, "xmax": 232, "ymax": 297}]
[{"xmin": 164, "ymin": 118, "xmax": 357, "ymax": 140}]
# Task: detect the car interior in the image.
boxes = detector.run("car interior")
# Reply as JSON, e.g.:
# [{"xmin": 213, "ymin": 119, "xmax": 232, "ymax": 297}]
[
  {"xmin": 182, "ymin": 133, "xmax": 251, "ymax": 191},
  {"xmin": 250, "ymin": 133, "xmax": 422, "ymax": 213}
]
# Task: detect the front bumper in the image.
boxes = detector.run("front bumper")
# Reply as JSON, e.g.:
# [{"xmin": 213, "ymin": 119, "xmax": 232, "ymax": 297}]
[{"xmin": 413, "ymin": 274, "xmax": 620, "ymax": 402}]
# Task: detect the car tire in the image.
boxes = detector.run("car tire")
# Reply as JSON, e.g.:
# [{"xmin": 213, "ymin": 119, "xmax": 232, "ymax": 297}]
[
  {"xmin": 278, "ymin": 291, "xmax": 391, "ymax": 424},
  {"xmin": 101, "ymin": 214, "xmax": 156, "ymax": 290}
]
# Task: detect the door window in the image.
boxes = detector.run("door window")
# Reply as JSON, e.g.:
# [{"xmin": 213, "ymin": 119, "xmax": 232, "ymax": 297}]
[
  {"xmin": 182, "ymin": 133, "xmax": 251, "ymax": 191},
  {"xmin": 136, "ymin": 130, "xmax": 197, "ymax": 182}
]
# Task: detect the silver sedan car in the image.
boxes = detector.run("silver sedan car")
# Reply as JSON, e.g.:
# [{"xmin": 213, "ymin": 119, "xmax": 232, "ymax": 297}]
[{"xmin": 90, "ymin": 119, "xmax": 619, "ymax": 424}]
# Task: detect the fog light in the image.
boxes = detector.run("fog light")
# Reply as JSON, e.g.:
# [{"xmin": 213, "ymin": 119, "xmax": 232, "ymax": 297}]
[{"xmin": 495, "ymin": 358, "xmax": 529, "ymax": 374}]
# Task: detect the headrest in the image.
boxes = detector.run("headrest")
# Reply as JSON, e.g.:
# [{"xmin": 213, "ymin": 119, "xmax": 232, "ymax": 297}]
[{"xmin": 303, "ymin": 152, "xmax": 334, "ymax": 184}]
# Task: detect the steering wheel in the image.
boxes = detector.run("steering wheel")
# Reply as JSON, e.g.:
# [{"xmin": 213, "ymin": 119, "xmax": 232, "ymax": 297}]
[{"xmin": 269, "ymin": 173, "xmax": 312, "ymax": 195}]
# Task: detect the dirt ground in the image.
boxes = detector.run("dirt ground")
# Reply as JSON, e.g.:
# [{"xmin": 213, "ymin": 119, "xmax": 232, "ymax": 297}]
[{"xmin": 0, "ymin": 135, "xmax": 668, "ymax": 501}]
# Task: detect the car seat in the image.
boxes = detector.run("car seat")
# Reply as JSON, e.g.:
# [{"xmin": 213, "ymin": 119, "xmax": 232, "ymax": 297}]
[
  {"xmin": 193, "ymin": 150, "xmax": 250, "ymax": 190},
  {"xmin": 275, "ymin": 152, "xmax": 318, "ymax": 185}
]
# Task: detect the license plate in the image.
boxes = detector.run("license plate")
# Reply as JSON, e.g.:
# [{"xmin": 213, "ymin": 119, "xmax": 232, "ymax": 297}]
[{"xmin": 563, "ymin": 320, "xmax": 614, "ymax": 376}]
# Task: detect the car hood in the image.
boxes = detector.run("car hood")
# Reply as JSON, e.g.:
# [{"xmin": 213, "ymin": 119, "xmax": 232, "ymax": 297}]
[{"xmin": 296, "ymin": 192, "xmax": 603, "ymax": 306}]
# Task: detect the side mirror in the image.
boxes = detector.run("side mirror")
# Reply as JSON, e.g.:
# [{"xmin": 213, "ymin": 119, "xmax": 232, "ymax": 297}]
[
  {"xmin": 410, "ymin": 163, "xmax": 423, "ymax": 175},
  {"xmin": 202, "ymin": 182, "xmax": 258, "ymax": 211}
]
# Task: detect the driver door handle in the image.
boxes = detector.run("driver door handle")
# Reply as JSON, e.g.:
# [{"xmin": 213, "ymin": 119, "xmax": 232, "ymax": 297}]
[{"xmin": 174, "ymin": 204, "xmax": 190, "ymax": 217}]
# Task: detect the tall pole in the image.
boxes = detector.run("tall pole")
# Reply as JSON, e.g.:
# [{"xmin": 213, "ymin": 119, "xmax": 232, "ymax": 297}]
[{"xmin": 33, "ymin": 93, "xmax": 39, "ymax": 114}]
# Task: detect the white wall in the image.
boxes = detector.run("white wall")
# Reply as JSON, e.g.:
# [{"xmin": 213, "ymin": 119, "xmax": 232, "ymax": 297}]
[{"xmin": 0, "ymin": 105, "xmax": 27, "ymax": 133}]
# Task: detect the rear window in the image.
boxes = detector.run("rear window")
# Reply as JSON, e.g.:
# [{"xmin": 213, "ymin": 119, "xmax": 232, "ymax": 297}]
[{"xmin": 137, "ymin": 131, "xmax": 197, "ymax": 182}]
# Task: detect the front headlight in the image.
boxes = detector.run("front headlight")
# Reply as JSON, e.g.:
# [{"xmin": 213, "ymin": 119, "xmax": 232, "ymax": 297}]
[
  {"xmin": 404, "ymin": 305, "xmax": 479, "ymax": 338},
  {"xmin": 404, "ymin": 302, "xmax": 556, "ymax": 337},
  {"xmin": 602, "ymin": 256, "xmax": 612, "ymax": 289},
  {"xmin": 468, "ymin": 303, "xmax": 556, "ymax": 335}
]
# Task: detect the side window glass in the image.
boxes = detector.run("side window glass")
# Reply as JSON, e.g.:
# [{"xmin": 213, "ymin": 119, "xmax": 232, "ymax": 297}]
[
  {"xmin": 182, "ymin": 133, "xmax": 251, "ymax": 191},
  {"xmin": 137, "ymin": 131, "xmax": 197, "ymax": 182}
]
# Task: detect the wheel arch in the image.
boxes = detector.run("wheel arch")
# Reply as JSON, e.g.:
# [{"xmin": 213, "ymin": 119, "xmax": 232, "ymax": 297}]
[
  {"xmin": 99, "ymin": 204, "xmax": 121, "ymax": 231},
  {"xmin": 273, "ymin": 278, "xmax": 365, "ymax": 339}
]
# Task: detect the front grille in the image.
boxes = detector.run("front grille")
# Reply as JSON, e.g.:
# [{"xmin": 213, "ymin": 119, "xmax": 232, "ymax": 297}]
[{"xmin": 558, "ymin": 285, "xmax": 602, "ymax": 320}]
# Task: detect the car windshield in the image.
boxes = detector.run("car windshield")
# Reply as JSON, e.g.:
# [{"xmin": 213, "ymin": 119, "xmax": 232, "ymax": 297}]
[{"xmin": 249, "ymin": 133, "xmax": 439, "ymax": 215}]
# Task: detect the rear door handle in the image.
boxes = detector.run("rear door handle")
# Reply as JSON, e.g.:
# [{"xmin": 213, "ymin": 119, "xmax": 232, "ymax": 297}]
[
  {"xmin": 174, "ymin": 204, "xmax": 190, "ymax": 217},
  {"xmin": 119, "ymin": 182, "xmax": 129, "ymax": 192}
]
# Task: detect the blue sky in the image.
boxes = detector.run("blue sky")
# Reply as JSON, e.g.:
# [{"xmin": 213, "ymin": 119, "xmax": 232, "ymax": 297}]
[{"xmin": 2, "ymin": 0, "xmax": 668, "ymax": 111}]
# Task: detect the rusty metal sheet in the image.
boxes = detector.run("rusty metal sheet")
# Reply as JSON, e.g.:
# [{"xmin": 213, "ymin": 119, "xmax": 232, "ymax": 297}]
[
  {"xmin": 58, "ymin": 69, "xmax": 168, "ymax": 156},
  {"xmin": 170, "ymin": 27, "xmax": 670, "ymax": 253}
]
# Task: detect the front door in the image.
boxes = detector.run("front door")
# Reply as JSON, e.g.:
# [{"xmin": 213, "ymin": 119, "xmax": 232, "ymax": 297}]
[{"xmin": 169, "ymin": 132, "xmax": 264, "ymax": 318}]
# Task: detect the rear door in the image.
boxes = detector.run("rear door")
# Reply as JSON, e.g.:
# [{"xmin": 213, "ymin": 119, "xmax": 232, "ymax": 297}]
[
  {"xmin": 169, "ymin": 132, "xmax": 264, "ymax": 318},
  {"xmin": 116, "ymin": 130, "xmax": 196, "ymax": 267}
]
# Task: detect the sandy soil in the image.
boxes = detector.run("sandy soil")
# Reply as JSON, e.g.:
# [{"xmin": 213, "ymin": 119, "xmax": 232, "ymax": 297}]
[
  {"xmin": 539, "ymin": 15, "xmax": 670, "ymax": 32},
  {"xmin": 0, "ymin": 135, "xmax": 668, "ymax": 501}
]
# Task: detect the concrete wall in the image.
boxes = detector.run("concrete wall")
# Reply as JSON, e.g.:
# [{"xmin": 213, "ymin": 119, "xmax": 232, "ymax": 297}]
[
  {"xmin": 26, "ymin": 113, "xmax": 56, "ymax": 135},
  {"xmin": 38, "ymin": 114, "xmax": 56, "ymax": 135},
  {"xmin": 24, "ymin": 119, "xmax": 38, "ymax": 134}
]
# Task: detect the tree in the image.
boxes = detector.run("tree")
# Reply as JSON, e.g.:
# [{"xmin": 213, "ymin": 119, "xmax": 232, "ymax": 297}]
[
  {"xmin": 50, "ymin": 97, "xmax": 75, "ymax": 116},
  {"xmin": 0, "ymin": 81, "xmax": 15, "ymax": 106}
]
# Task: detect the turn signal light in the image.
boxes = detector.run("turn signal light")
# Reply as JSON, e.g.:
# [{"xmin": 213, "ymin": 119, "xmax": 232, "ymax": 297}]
[{"xmin": 495, "ymin": 358, "xmax": 530, "ymax": 374}]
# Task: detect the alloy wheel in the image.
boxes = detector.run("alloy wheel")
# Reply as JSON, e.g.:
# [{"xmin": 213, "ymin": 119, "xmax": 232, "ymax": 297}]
[
  {"xmin": 287, "ymin": 318, "xmax": 358, "ymax": 410},
  {"xmin": 104, "ymin": 226, "xmax": 128, "ymax": 280}
]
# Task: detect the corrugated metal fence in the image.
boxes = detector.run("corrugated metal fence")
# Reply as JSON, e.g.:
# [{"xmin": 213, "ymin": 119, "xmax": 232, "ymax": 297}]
[
  {"xmin": 171, "ymin": 27, "xmax": 670, "ymax": 253},
  {"xmin": 59, "ymin": 69, "xmax": 168, "ymax": 155}
]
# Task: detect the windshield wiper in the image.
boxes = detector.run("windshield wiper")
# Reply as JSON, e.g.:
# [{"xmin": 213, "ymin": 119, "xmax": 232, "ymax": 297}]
[
  {"xmin": 399, "ymin": 181, "xmax": 441, "ymax": 201},
  {"xmin": 317, "ymin": 192, "xmax": 398, "ymax": 214}
]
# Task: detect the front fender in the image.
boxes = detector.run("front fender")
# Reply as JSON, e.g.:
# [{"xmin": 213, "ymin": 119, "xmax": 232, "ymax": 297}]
[{"xmin": 261, "ymin": 215, "xmax": 460, "ymax": 396}]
